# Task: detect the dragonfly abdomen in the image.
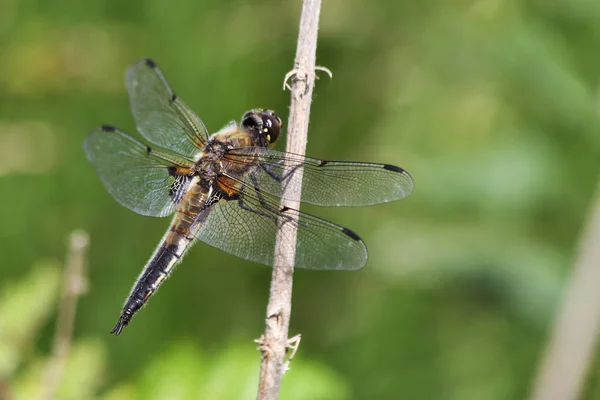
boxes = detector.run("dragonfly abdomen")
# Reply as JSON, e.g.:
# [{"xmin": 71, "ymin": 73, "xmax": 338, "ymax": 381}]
[
  {"xmin": 110, "ymin": 180, "xmax": 210, "ymax": 335},
  {"xmin": 110, "ymin": 227, "xmax": 193, "ymax": 335}
]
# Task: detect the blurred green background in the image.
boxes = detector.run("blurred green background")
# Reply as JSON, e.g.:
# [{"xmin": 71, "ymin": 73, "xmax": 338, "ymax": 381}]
[{"xmin": 1, "ymin": 0, "xmax": 600, "ymax": 398}]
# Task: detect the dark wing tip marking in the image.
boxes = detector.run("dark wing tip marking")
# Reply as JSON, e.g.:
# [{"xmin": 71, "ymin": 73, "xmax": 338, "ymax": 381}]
[
  {"xmin": 110, "ymin": 316, "xmax": 127, "ymax": 336},
  {"xmin": 146, "ymin": 145, "xmax": 152, "ymax": 155},
  {"xmin": 342, "ymin": 227, "xmax": 362, "ymax": 242},
  {"xmin": 382, "ymin": 164, "xmax": 405, "ymax": 173},
  {"xmin": 100, "ymin": 125, "xmax": 117, "ymax": 132},
  {"xmin": 171, "ymin": 93, "xmax": 178, "ymax": 102},
  {"xmin": 318, "ymin": 160, "xmax": 329, "ymax": 167},
  {"xmin": 143, "ymin": 58, "xmax": 158, "ymax": 68}
]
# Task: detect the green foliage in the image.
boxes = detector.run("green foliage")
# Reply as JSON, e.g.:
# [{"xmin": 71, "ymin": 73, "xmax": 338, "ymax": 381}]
[
  {"xmin": 134, "ymin": 341, "xmax": 348, "ymax": 400},
  {"xmin": 0, "ymin": 263, "xmax": 61, "ymax": 377},
  {"xmin": 1, "ymin": 0, "xmax": 600, "ymax": 398},
  {"xmin": 0, "ymin": 270, "xmax": 348, "ymax": 398},
  {"xmin": 13, "ymin": 339, "xmax": 107, "ymax": 400}
]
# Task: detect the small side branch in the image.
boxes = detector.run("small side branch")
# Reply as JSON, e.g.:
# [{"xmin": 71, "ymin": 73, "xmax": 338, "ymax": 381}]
[
  {"xmin": 256, "ymin": 0, "xmax": 323, "ymax": 398},
  {"xmin": 39, "ymin": 230, "xmax": 89, "ymax": 400},
  {"xmin": 529, "ymin": 183, "xmax": 600, "ymax": 400}
]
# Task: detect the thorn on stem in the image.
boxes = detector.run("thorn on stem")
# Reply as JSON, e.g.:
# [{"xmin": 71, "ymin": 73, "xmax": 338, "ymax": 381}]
[
  {"xmin": 314, "ymin": 66, "xmax": 333, "ymax": 81},
  {"xmin": 285, "ymin": 334, "xmax": 302, "ymax": 362},
  {"xmin": 255, "ymin": 335, "xmax": 274, "ymax": 360},
  {"xmin": 283, "ymin": 66, "xmax": 333, "ymax": 91}
]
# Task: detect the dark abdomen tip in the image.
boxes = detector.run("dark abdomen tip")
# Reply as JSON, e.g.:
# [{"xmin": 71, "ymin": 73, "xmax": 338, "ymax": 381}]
[{"xmin": 110, "ymin": 313, "xmax": 131, "ymax": 336}]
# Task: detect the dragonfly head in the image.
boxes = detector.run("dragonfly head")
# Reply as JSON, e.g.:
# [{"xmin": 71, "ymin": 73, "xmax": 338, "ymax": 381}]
[{"xmin": 241, "ymin": 109, "xmax": 282, "ymax": 148}]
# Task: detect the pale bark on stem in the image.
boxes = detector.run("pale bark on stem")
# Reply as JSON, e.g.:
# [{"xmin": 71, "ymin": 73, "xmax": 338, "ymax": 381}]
[
  {"xmin": 40, "ymin": 230, "xmax": 89, "ymax": 400},
  {"xmin": 529, "ymin": 182, "xmax": 600, "ymax": 400},
  {"xmin": 256, "ymin": 0, "xmax": 323, "ymax": 398}
]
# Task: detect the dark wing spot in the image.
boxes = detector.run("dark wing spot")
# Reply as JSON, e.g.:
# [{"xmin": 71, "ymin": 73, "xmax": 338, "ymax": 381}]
[
  {"xmin": 342, "ymin": 227, "xmax": 362, "ymax": 242},
  {"xmin": 144, "ymin": 58, "xmax": 158, "ymax": 69},
  {"xmin": 383, "ymin": 164, "xmax": 405, "ymax": 173},
  {"xmin": 146, "ymin": 145, "xmax": 152, "ymax": 155},
  {"xmin": 167, "ymin": 166, "xmax": 177, "ymax": 176},
  {"xmin": 171, "ymin": 93, "xmax": 178, "ymax": 103},
  {"xmin": 101, "ymin": 125, "xmax": 116, "ymax": 132},
  {"xmin": 280, "ymin": 206, "xmax": 291, "ymax": 213},
  {"xmin": 318, "ymin": 160, "xmax": 329, "ymax": 167}
]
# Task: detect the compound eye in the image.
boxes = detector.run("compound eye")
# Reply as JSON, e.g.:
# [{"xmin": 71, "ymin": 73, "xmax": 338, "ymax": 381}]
[{"xmin": 262, "ymin": 114, "xmax": 281, "ymax": 144}]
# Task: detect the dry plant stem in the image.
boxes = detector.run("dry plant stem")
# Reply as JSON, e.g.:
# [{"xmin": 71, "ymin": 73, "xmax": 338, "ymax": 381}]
[
  {"xmin": 0, "ymin": 378, "xmax": 12, "ymax": 400},
  {"xmin": 256, "ymin": 0, "xmax": 322, "ymax": 398},
  {"xmin": 40, "ymin": 230, "xmax": 89, "ymax": 400},
  {"xmin": 529, "ymin": 183, "xmax": 600, "ymax": 400}
]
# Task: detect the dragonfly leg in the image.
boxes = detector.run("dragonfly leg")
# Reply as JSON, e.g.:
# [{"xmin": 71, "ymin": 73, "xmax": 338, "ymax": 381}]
[{"xmin": 259, "ymin": 162, "xmax": 301, "ymax": 184}]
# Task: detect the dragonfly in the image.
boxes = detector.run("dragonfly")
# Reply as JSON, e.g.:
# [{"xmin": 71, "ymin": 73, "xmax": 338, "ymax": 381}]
[{"xmin": 84, "ymin": 59, "xmax": 413, "ymax": 335}]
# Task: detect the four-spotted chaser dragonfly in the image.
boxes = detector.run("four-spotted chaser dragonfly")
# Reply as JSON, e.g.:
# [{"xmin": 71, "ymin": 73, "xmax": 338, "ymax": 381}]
[{"xmin": 84, "ymin": 59, "xmax": 413, "ymax": 335}]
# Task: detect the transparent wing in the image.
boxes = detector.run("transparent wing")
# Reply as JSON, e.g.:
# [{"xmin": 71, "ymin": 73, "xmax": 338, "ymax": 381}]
[
  {"xmin": 193, "ymin": 176, "xmax": 367, "ymax": 270},
  {"xmin": 126, "ymin": 58, "xmax": 208, "ymax": 158},
  {"xmin": 84, "ymin": 125, "xmax": 193, "ymax": 217},
  {"xmin": 222, "ymin": 147, "xmax": 414, "ymax": 206}
]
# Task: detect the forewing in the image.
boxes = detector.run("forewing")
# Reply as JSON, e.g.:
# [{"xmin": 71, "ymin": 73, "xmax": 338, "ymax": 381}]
[
  {"xmin": 222, "ymin": 148, "xmax": 414, "ymax": 206},
  {"xmin": 126, "ymin": 58, "xmax": 208, "ymax": 158},
  {"xmin": 84, "ymin": 125, "xmax": 193, "ymax": 217},
  {"xmin": 193, "ymin": 177, "xmax": 367, "ymax": 270}
]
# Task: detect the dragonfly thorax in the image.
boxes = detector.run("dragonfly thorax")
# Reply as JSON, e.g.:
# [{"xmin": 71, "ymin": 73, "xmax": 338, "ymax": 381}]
[{"xmin": 195, "ymin": 139, "xmax": 230, "ymax": 181}]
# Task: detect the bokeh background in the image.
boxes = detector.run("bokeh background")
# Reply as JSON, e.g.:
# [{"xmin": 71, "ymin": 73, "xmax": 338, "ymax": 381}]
[{"xmin": 1, "ymin": 0, "xmax": 600, "ymax": 399}]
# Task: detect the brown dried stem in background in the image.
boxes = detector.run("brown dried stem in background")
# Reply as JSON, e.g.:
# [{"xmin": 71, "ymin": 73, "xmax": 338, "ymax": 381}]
[
  {"xmin": 529, "ymin": 183, "xmax": 600, "ymax": 400},
  {"xmin": 40, "ymin": 230, "xmax": 89, "ymax": 400}
]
